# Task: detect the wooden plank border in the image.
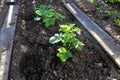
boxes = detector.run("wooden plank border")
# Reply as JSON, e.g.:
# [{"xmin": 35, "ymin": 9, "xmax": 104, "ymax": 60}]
[
  {"xmin": 63, "ymin": 3, "xmax": 120, "ymax": 68},
  {"xmin": 0, "ymin": 5, "xmax": 19, "ymax": 80},
  {"xmin": 5, "ymin": 0, "xmax": 15, "ymax": 5}
]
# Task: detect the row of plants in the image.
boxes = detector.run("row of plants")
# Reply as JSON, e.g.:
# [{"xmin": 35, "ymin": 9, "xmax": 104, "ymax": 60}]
[
  {"xmin": 88, "ymin": 0, "xmax": 120, "ymax": 27},
  {"xmin": 33, "ymin": 1, "xmax": 84, "ymax": 62},
  {"xmin": 89, "ymin": 0, "xmax": 120, "ymax": 3},
  {"xmin": 104, "ymin": 10, "xmax": 120, "ymax": 26},
  {"xmin": 105, "ymin": 0, "xmax": 120, "ymax": 3}
]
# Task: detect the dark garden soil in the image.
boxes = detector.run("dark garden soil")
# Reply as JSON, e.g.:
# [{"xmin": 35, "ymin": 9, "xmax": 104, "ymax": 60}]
[
  {"xmin": 73, "ymin": 0, "xmax": 120, "ymax": 44},
  {"xmin": 9, "ymin": 0, "xmax": 120, "ymax": 80}
]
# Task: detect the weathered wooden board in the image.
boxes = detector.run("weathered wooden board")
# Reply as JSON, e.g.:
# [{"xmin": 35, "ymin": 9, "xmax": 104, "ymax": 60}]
[
  {"xmin": 5, "ymin": 0, "xmax": 15, "ymax": 4},
  {"xmin": 0, "ymin": 5, "xmax": 19, "ymax": 80},
  {"xmin": 64, "ymin": 3, "xmax": 120, "ymax": 68}
]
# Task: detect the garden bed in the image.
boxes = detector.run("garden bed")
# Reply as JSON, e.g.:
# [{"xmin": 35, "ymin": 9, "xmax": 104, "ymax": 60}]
[
  {"xmin": 9, "ymin": 0, "xmax": 120, "ymax": 80},
  {"xmin": 73, "ymin": 0, "xmax": 120, "ymax": 44}
]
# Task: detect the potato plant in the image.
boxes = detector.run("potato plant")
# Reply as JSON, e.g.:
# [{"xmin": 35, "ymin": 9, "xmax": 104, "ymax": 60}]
[
  {"xmin": 34, "ymin": 5, "xmax": 65, "ymax": 27},
  {"xmin": 89, "ymin": 0, "xmax": 95, "ymax": 4},
  {"xmin": 49, "ymin": 24, "xmax": 84, "ymax": 62}
]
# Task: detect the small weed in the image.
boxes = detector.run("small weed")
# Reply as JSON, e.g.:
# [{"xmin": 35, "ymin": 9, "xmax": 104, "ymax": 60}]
[{"xmin": 104, "ymin": 10, "xmax": 119, "ymax": 15}]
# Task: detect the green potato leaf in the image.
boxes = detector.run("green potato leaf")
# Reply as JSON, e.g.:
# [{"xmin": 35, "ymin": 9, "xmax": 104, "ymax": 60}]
[
  {"xmin": 49, "ymin": 34, "xmax": 61, "ymax": 44},
  {"xmin": 57, "ymin": 47, "xmax": 72, "ymax": 62}
]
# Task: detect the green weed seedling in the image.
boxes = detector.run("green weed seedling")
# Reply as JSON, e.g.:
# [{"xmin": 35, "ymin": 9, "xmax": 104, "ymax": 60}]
[
  {"xmin": 49, "ymin": 24, "xmax": 84, "ymax": 62},
  {"xmin": 104, "ymin": 10, "xmax": 119, "ymax": 16},
  {"xmin": 34, "ymin": 5, "xmax": 65, "ymax": 28}
]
